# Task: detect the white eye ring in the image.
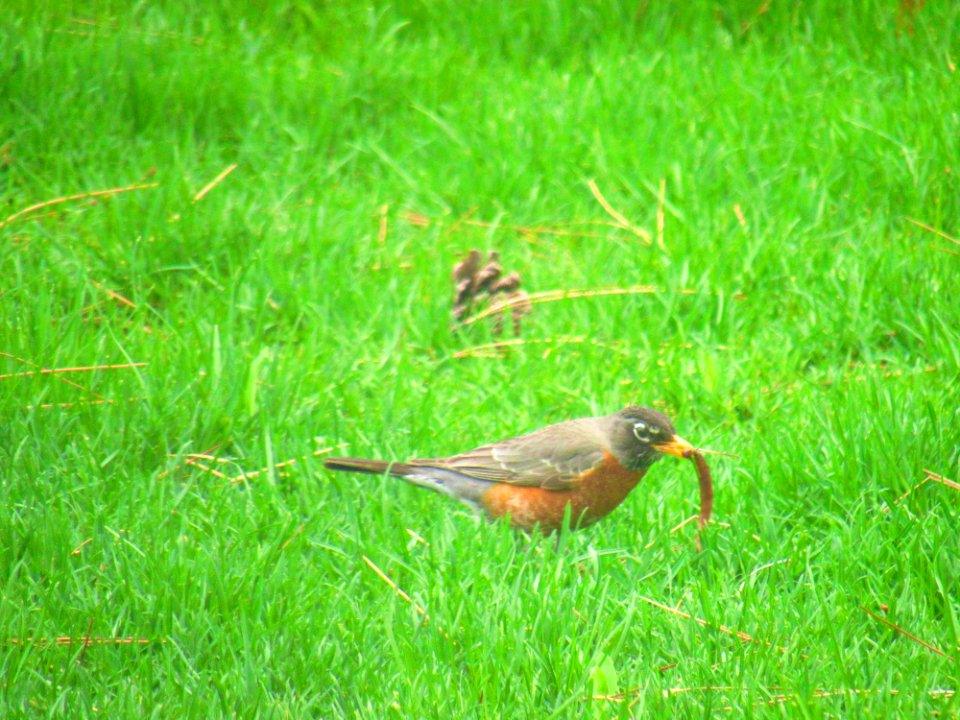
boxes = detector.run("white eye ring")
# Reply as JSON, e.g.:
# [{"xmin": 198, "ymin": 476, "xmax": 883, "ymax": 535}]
[{"xmin": 633, "ymin": 422, "xmax": 649, "ymax": 442}]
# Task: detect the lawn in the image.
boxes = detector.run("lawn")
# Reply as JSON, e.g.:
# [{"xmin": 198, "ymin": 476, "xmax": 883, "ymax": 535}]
[{"xmin": 1, "ymin": 1, "xmax": 959, "ymax": 716}]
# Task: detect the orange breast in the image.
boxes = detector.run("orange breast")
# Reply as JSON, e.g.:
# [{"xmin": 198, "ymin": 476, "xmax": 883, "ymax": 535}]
[{"xmin": 480, "ymin": 451, "xmax": 644, "ymax": 532}]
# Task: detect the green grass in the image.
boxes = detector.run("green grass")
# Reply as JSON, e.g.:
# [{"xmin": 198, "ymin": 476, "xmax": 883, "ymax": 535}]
[{"xmin": 2, "ymin": 1, "xmax": 959, "ymax": 716}]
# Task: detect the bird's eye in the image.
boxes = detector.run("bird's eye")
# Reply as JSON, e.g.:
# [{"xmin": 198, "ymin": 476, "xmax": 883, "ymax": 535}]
[{"xmin": 632, "ymin": 421, "xmax": 651, "ymax": 443}]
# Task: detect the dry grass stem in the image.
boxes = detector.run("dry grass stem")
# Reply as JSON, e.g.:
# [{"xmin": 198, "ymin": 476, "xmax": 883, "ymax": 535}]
[
  {"xmin": 923, "ymin": 469, "xmax": 960, "ymax": 492},
  {"xmin": 884, "ymin": 469, "xmax": 960, "ymax": 513},
  {"xmin": 587, "ymin": 179, "xmax": 653, "ymax": 243},
  {"xmin": 2, "ymin": 351, "xmax": 106, "ymax": 398},
  {"xmin": 280, "ymin": 524, "xmax": 305, "ymax": 551},
  {"xmin": 733, "ymin": 203, "xmax": 749, "ymax": 232},
  {"xmin": 884, "ymin": 476, "xmax": 931, "ymax": 512},
  {"xmin": 0, "ymin": 182, "xmax": 159, "ymax": 230},
  {"xmin": 70, "ymin": 539, "xmax": 93, "ymax": 556},
  {"xmin": 183, "ymin": 458, "xmax": 230, "ymax": 480},
  {"xmin": 164, "ymin": 447, "xmax": 335, "ymax": 482},
  {"xmin": 730, "ymin": 686, "xmax": 955, "ymax": 711},
  {"xmin": 738, "ymin": 559, "xmax": 791, "ymax": 592},
  {"xmin": 905, "ymin": 217, "xmax": 960, "ymax": 246},
  {"xmin": 669, "ymin": 515, "xmax": 699, "ymax": 534},
  {"xmin": 69, "ymin": 16, "xmax": 206, "ymax": 44},
  {"xmin": 0, "ymin": 362, "xmax": 147, "ymax": 381},
  {"xmin": 27, "ymin": 398, "xmax": 143, "ymax": 410},
  {"xmin": 453, "ymin": 336, "xmax": 632, "ymax": 360},
  {"xmin": 638, "ymin": 595, "xmax": 791, "ymax": 654},
  {"xmin": 862, "ymin": 606, "xmax": 955, "ymax": 661},
  {"xmin": 362, "ymin": 556, "xmax": 457, "ymax": 645},
  {"xmin": 463, "ymin": 285, "xmax": 661, "ymax": 326},
  {"xmin": 92, "ymin": 280, "xmax": 138, "ymax": 308},
  {"xmin": 590, "ymin": 685, "xmax": 956, "ymax": 707},
  {"xmin": 77, "ymin": 617, "xmax": 96, "ymax": 664},
  {"xmin": 9, "ymin": 636, "xmax": 159, "ymax": 648},
  {"xmin": 193, "ymin": 163, "xmax": 238, "ymax": 203},
  {"xmin": 231, "ymin": 447, "xmax": 334, "ymax": 483},
  {"xmin": 404, "ymin": 528, "xmax": 429, "ymax": 546}
]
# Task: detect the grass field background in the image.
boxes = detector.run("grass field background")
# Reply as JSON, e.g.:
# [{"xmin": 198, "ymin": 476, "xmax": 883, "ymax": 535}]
[{"xmin": 2, "ymin": 1, "xmax": 959, "ymax": 716}]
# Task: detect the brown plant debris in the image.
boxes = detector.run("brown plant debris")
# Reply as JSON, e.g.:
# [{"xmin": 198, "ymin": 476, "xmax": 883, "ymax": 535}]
[
  {"xmin": 452, "ymin": 249, "xmax": 530, "ymax": 334},
  {"xmin": 883, "ymin": 469, "xmax": 960, "ymax": 513},
  {"xmin": 1, "ymin": 351, "xmax": 108, "ymax": 400},
  {"xmin": 193, "ymin": 163, "xmax": 238, "ymax": 203},
  {"xmin": 862, "ymin": 606, "xmax": 955, "ymax": 662},
  {"xmin": 637, "ymin": 595, "xmax": 792, "ymax": 654},
  {"xmin": 924, "ymin": 469, "xmax": 960, "ymax": 492},
  {"xmin": 586, "ymin": 685, "xmax": 956, "ymax": 705},
  {"xmin": 161, "ymin": 447, "xmax": 335, "ymax": 483},
  {"xmin": 9, "ymin": 636, "xmax": 161, "ymax": 648},
  {"xmin": 0, "ymin": 361, "xmax": 147, "ymax": 381},
  {"xmin": 0, "ymin": 182, "xmax": 159, "ymax": 230}
]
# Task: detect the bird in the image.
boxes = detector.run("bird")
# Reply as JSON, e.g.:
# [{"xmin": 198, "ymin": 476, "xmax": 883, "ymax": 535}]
[{"xmin": 324, "ymin": 406, "xmax": 695, "ymax": 533}]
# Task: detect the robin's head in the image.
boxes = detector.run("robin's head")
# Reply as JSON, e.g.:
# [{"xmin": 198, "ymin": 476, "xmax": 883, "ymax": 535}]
[{"xmin": 610, "ymin": 406, "xmax": 695, "ymax": 470}]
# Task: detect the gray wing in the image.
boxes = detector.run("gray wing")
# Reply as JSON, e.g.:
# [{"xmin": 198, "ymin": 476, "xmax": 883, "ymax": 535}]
[{"xmin": 408, "ymin": 417, "xmax": 610, "ymax": 491}]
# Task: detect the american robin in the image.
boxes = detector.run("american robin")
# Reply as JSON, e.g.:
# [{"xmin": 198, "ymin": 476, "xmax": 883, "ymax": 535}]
[{"xmin": 324, "ymin": 406, "xmax": 695, "ymax": 532}]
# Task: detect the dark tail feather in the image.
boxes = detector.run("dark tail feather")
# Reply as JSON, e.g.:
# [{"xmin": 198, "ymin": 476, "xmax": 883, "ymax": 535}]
[{"xmin": 324, "ymin": 457, "xmax": 413, "ymax": 476}]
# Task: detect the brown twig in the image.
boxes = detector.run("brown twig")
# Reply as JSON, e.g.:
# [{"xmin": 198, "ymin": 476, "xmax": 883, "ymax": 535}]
[
  {"xmin": 183, "ymin": 458, "xmax": 230, "ymax": 480},
  {"xmin": 280, "ymin": 524, "xmax": 305, "ymax": 551},
  {"xmin": 669, "ymin": 515, "xmax": 700, "ymax": 534},
  {"xmin": 230, "ymin": 447, "xmax": 333, "ymax": 483},
  {"xmin": 0, "ymin": 182, "xmax": 159, "ymax": 230},
  {"xmin": 165, "ymin": 447, "xmax": 335, "ymax": 483},
  {"xmin": 638, "ymin": 595, "xmax": 792, "ymax": 654},
  {"xmin": 92, "ymin": 280, "xmax": 137, "ymax": 309},
  {"xmin": 193, "ymin": 164, "xmax": 237, "ymax": 203},
  {"xmin": 587, "ymin": 685, "xmax": 958, "ymax": 705},
  {"xmin": 9, "ymin": 636, "xmax": 159, "ymax": 648},
  {"xmin": 862, "ymin": 606, "xmax": 955, "ymax": 661},
  {"xmin": 923, "ymin": 469, "xmax": 960, "ymax": 492},
  {"xmin": 0, "ymin": 362, "xmax": 147, "ymax": 381},
  {"xmin": 70, "ymin": 539, "xmax": 93, "ymax": 556},
  {"xmin": 1, "ymin": 351, "xmax": 106, "ymax": 399},
  {"xmin": 883, "ymin": 469, "xmax": 960, "ymax": 513},
  {"xmin": 77, "ymin": 618, "xmax": 95, "ymax": 664},
  {"xmin": 27, "ymin": 398, "xmax": 142, "ymax": 410},
  {"xmin": 905, "ymin": 217, "xmax": 960, "ymax": 246}
]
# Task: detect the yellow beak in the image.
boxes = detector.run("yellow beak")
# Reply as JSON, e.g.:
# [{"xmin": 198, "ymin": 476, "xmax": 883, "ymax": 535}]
[{"xmin": 652, "ymin": 434, "xmax": 695, "ymax": 458}]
